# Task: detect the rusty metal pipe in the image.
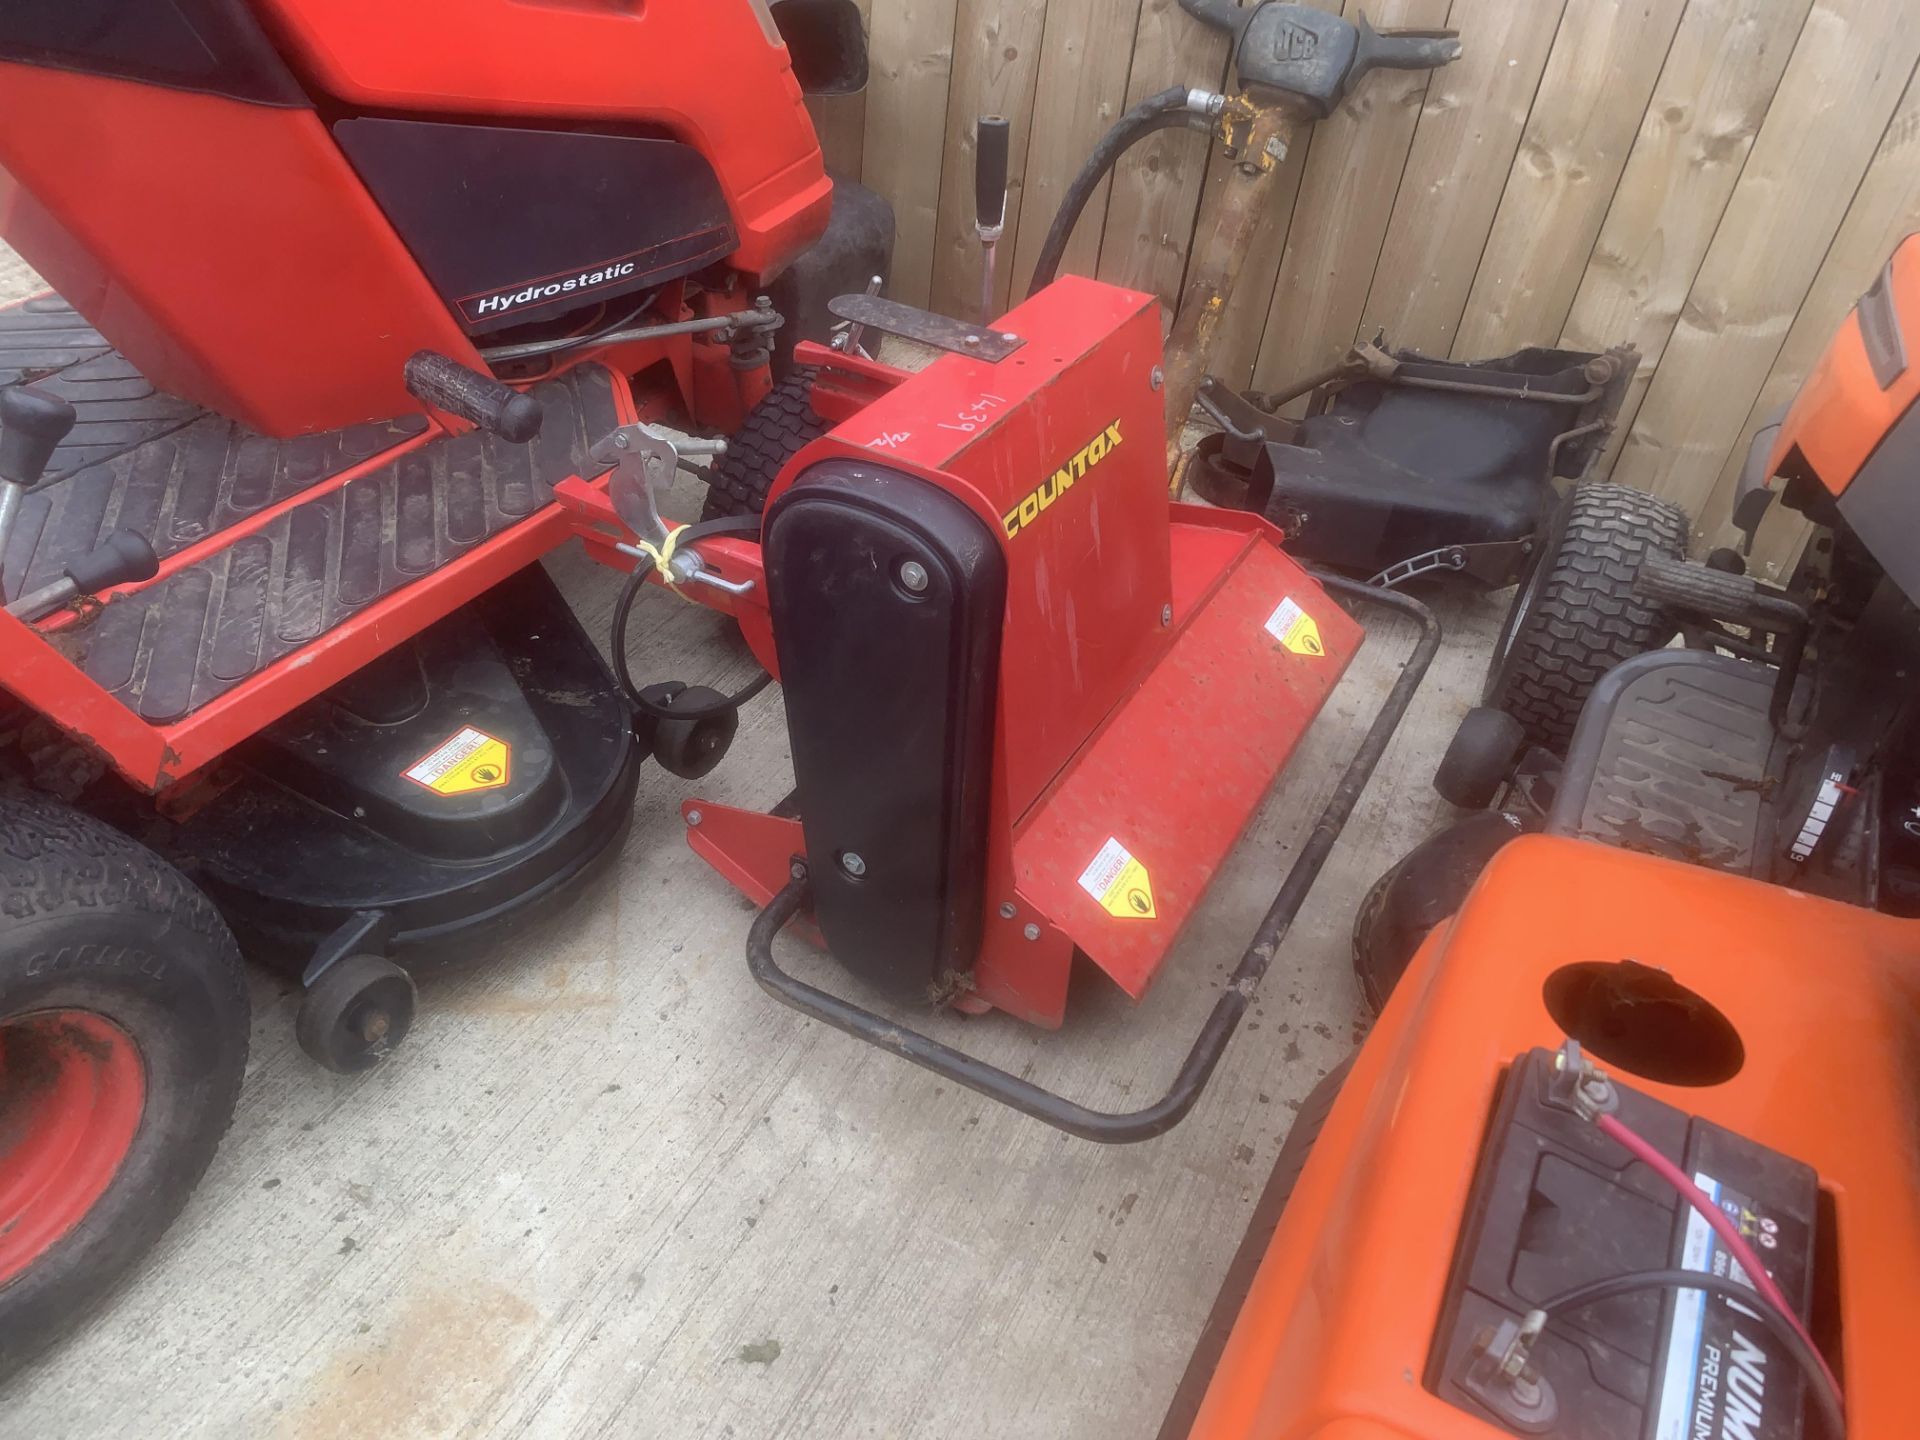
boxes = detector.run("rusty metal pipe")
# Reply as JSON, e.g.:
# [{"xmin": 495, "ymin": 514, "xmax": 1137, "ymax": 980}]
[{"xmin": 1162, "ymin": 99, "xmax": 1298, "ymax": 489}]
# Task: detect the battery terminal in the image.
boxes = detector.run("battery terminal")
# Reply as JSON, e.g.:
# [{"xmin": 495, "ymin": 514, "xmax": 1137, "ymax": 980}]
[
  {"xmin": 1461, "ymin": 1313, "xmax": 1559, "ymax": 1432},
  {"xmin": 1548, "ymin": 1038, "xmax": 1619, "ymax": 1121}
]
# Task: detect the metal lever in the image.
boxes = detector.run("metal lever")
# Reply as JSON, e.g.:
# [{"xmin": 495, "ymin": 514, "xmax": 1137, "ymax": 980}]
[
  {"xmin": 8, "ymin": 528, "xmax": 159, "ymax": 620},
  {"xmin": 831, "ymin": 274, "xmax": 884, "ymax": 358},
  {"xmin": 975, "ymin": 115, "xmax": 1011, "ymax": 323},
  {"xmin": 588, "ymin": 424, "xmax": 748, "ymax": 595},
  {"xmin": 0, "ymin": 386, "xmax": 78, "ymax": 568}
]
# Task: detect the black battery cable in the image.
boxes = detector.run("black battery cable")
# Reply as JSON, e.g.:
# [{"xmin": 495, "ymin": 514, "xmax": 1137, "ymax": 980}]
[{"xmin": 1537, "ymin": 1268, "xmax": 1844, "ymax": 1439}]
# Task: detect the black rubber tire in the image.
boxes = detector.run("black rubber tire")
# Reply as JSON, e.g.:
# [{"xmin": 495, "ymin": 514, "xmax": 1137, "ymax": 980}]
[
  {"xmin": 0, "ymin": 792, "xmax": 248, "ymax": 1377},
  {"xmin": 700, "ymin": 368, "xmax": 826, "ymax": 520},
  {"xmin": 647, "ymin": 684, "xmax": 738, "ymax": 779},
  {"xmin": 1352, "ymin": 811, "xmax": 1525, "ymax": 1012},
  {"xmin": 1484, "ymin": 481, "xmax": 1689, "ymax": 752},
  {"xmin": 1433, "ymin": 706, "xmax": 1526, "ymax": 809},
  {"xmin": 296, "ymin": 954, "xmax": 416, "ymax": 1074}
]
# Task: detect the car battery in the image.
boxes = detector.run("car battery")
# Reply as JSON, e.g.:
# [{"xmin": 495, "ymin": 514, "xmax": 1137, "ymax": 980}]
[{"xmin": 1428, "ymin": 1048, "xmax": 1821, "ymax": 1439}]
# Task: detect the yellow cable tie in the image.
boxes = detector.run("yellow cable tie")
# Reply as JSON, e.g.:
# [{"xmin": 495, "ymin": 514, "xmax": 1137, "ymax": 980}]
[{"xmin": 636, "ymin": 523, "xmax": 688, "ymax": 588}]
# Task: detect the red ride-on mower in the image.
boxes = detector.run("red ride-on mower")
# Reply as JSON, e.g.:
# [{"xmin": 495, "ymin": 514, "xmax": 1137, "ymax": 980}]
[
  {"xmin": 0, "ymin": 0, "xmax": 884, "ymax": 1372},
  {"xmin": 0, "ymin": 0, "xmax": 1457, "ymax": 1372}
]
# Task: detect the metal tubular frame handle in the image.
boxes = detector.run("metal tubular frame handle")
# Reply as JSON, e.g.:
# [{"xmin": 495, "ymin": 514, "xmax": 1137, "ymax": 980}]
[{"xmin": 746, "ymin": 575, "xmax": 1441, "ymax": 1143}]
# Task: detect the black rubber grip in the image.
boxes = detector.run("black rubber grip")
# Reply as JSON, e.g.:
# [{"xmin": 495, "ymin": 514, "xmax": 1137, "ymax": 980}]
[
  {"xmin": 65, "ymin": 529, "xmax": 159, "ymax": 594},
  {"xmin": 1635, "ymin": 554, "xmax": 1807, "ymax": 632},
  {"xmin": 975, "ymin": 116, "xmax": 1011, "ymax": 232},
  {"xmin": 403, "ymin": 351, "xmax": 544, "ymax": 444},
  {"xmin": 0, "ymin": 384, "xmax": 78, "ymax": 486}
]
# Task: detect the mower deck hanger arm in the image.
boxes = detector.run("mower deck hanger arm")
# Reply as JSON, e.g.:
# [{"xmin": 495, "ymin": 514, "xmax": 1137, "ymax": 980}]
[{"xmin": 748, "ymin": 577, "xmax": 1440, "ymax": 1144}]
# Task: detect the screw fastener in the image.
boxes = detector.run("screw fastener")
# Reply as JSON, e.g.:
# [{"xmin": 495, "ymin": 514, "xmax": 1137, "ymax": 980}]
[
  {"xmin": 840, "ymin": 852, "xmax": 868, "ymax": 878},
  {"xmin": 899, "ymin": 560, "xmax": 930, "ymax": 593},
  {"xmin": 1022, "ymin": 923, "xmax": 1041, "ymax": 941},
  {"xmin": 686, "ymin": 810, "xmax": 703, "ymax": 827}
]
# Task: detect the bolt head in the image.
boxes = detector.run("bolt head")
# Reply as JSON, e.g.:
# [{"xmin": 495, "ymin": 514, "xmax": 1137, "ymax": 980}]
[
  {"xmin": 963, "ymin": 334, "xmax": 982, "ymax": 347},
  {"xmin": 998, "ymin": 902, "xmax": 1017, "ymax": 919},
  {"xmin": 1150, "ymin": 365, "xmax": 1164, "ymax": 390},
  {"xmin": 1001, "ymin": 332, "xmax": 1019, "ymax": 343},
  {"xmin": 840, "ymin": 851, "xmax": 868, "ymax": 878},
  {"xmin": 686, "ymin": 809, "xmax": 704, "ymax": 827},
  {"xmin": 898, "ymin": 560, "xmax": 930, "ymax": 593},
  {"xmin": 1022, "ymin": 922, "xmax": 1041, "ymax": 941},
  {"xmin": 613, "ymin": 432, "xmax": 631, "ymax": 449},
  {"xmin": 1160, "ymin": 603, "xmax": 1173, "ymax": 627}
]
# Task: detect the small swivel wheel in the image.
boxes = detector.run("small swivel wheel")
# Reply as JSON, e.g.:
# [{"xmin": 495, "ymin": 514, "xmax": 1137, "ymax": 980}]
[
  {"xmin": 296, "ymin": 954, "xmax": 417, "ymax": 1074},
  {"xmin": 640, "ymin": 682, "xmax": 739, "ymax": 780}
]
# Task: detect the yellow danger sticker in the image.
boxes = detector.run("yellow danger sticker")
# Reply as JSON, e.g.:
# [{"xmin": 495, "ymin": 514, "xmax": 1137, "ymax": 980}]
[
  {"xmin": 1078, "ymin": 837, "xmax": 1157, "ymax": 920},
  {"xmin": 1264, "ymin": 596, "xmax": 1324, "ymax": 656},
  {"xmin": 403, "ymin": 726, "xmax": 511, "ymax": 796}
]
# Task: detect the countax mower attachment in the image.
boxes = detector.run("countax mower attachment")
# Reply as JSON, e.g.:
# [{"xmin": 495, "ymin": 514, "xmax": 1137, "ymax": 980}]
[{"xmin": 0, "ymin": 0, "xmax": 1460, "ymax": 1378}]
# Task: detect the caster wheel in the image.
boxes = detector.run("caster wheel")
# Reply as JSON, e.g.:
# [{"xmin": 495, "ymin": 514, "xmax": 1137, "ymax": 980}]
[
  {"xmin": 1433, "ymin": 706, "xmax": 1525, "ymax": 809},
  {"xmin": 297, "ymin": 954, "xmax": 416, "ymax": 1074},
  {"xmin": 646, "ymin": 683, "xmax": 739, "ymax": 779}
]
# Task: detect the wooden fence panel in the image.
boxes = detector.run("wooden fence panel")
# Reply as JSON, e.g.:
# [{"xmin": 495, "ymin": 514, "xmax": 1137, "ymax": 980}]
[
  {"xmin": 1005, "ymin": 0, "xmax": 1147, "ymax": 299},
  {"xmin": 1361, "ymin": 0, "xmax": 1567, "ymax": 356},
  {"xmin": 1247, "ymin": 0, "xmax": 1449, "ymax": 402},
  {"xmin": 1451, "ymin": 0, "xmax": 1686, "ymax": 358},
  {"xmin": 1556, "ymin": 0, "xmax": 1813, "ymax": 464},
  {"xmin": 1707, "ymin": 66, "xmax": 1920, "ymax": 574},
  {"xmin": 863, "ymin": 0, "xmax": 962, "ymax": 307},
  {"xmin": 836, "ymin": 0, "xmax": 1920, "ymax": 551},
  {"xmin": 1611, "ymin": 0, "xmax": 1920, "ymax": 527},
  {"xmin": 1094, "ymin": 0, "xmax": 1232, "ymax": 311},
  {"xmin": 927, "ymin": 0, "xmax": 1051, "ymax": 319}
]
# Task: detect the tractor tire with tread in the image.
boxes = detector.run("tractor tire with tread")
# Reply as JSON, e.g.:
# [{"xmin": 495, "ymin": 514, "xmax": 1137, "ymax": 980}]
[
  {"xmin": 1485, "ymin": 481, "xmax": 1689, "ymax": 751},
  {"xmin": 700, "ymin": 367, "xmax": 827, "ymax": 521},
  {"xmin": 0, "ymin": 792, "xmax": 249, "ymax": 1377}
]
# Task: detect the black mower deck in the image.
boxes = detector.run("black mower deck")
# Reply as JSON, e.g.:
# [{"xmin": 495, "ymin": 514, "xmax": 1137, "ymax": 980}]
[{"xmin": 1, "ymin": 295, "xmax": 619, "ymax": 724}]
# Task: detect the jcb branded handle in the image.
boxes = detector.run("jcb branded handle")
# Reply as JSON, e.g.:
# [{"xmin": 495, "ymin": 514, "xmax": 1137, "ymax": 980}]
[{"xmin": 404, "ymin": 352, "xmax": 544, "ymax": 444}]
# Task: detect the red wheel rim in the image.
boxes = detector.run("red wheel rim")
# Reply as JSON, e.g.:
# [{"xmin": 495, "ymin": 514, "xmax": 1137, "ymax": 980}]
[{"xmin": 0, "ymin": 1010, "xmax": 146, "ymax": 1287}]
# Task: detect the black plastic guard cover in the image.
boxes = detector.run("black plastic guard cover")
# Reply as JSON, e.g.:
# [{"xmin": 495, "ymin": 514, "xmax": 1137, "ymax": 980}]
[
  {"xmin": 764, "ymin": 461, "xmax": 1004, "ymax": 1001},
  {"xmin": 334, "ymin": 119, "xmax": 738, "ymax": 335}
]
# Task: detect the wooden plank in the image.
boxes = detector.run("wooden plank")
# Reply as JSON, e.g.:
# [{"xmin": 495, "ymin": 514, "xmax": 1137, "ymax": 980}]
[
  {"xmin": 1244, "ymin": 0, "xmax": 1451, "ymax": 401},
  {"xmin": 927, "ymin": 0, "xmax": 1052, "ymax": 321},
  {"xmin": 1450, "ymin": 0, "xmax": 1687, "ymax": 358},
  {"xmin": 1092, "ymin": 0, "xmax": 1232, "ymax": 313},
  {"xmin": 1178, "ymin": 0, "xmax": 1345, "ymax": 391},
  {"xmin": 804, "ymin": 0, "xmax": 875, "ymax": 180},
  {"xmin": 1557, "ymin": 0, "xmax": 1815, "ymax": 462},
  {"xmin": 1359, "ymin": 0, "xmax": 1567, "ymax": 357},
  {"xmin": 1696, "ymin": 62, "xmax": 1920, "ymax": 572},
  {"xmin": 1612, "ymin": 0, "xmax": 1920, "ymax": 531},
  {"xmin": 862, "ymin": 0, "xmax": 964, "ymax": 308},
  {"xmin": 1007, "ymin": 0, "xmax": 1148, "ymax": 302}
]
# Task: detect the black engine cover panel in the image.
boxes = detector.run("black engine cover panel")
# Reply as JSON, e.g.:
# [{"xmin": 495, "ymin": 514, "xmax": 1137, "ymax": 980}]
[
  {"xmin": 765, "ymin": 461, "xmax": 1004, "ymax": 1001},
  {"xmin": 334, "ymin": 118, "xmax": 738, "ymax": 335}
]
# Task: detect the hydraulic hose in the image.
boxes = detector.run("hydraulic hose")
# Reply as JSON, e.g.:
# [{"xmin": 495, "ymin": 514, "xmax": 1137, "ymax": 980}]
[
  {"xmin": 609, "ymin": 512, "xmax": 773, "ymax": 722},
  {"xmin": 1025, "ymin": 86, "xmax": 1212, "ymax": 299}
]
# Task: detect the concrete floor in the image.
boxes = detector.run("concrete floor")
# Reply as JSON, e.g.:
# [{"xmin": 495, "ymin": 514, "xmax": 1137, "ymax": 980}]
[{"xmin": 1, "ymin": 245, "xmax": 1507, "ymax": 1437}]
